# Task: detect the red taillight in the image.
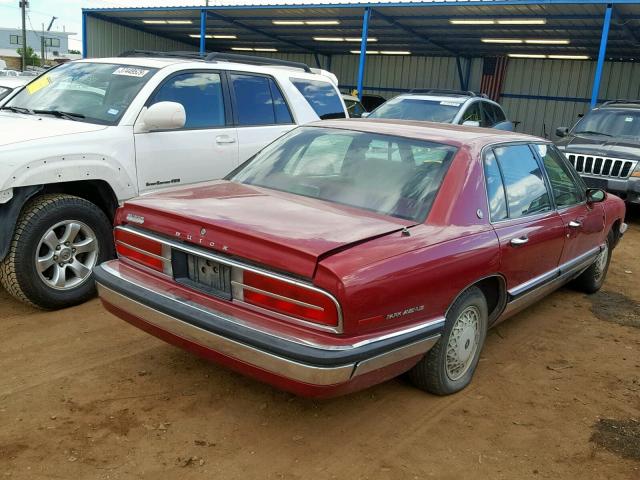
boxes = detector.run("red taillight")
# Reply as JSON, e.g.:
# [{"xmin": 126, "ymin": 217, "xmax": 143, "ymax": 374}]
[
  {"xmin": 114, "ymin": 228, "xmax": 168, "ymax": 273},
  {"xmin": 241, "ymin": 271, "xmax": 339, "ymax": 328}
]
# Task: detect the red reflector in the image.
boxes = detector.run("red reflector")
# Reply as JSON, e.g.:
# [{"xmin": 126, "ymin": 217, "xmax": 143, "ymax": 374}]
[
  {"xmin": 243, "ymin": 271, "xmax": 338, "ymax": 327},
  {"xmin": 114, "ymin": 229, "xmax": 165, "ymax": 272}
]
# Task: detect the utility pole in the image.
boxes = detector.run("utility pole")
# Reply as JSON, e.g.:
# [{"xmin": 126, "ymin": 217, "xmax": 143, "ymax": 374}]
[
  {"xmin": 19, "ymin": 0, "xmax": 28, "ymax": 71},
  {"xmin": 41, "ymin": 23, "xmax": 45, "ymax": 66}
]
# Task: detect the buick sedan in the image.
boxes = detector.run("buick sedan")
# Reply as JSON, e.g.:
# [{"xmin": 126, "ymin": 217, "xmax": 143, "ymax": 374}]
[{"xmin": 94, "ymin": 119, "xmax": 626, "ymax": 397}]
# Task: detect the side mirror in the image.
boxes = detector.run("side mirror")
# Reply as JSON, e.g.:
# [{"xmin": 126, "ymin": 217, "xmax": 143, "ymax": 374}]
[
  {"xmin": 462, "ymin": 120, "xmax": 481, "ymax": 127},
  {"xmin": 586, "ymin": 188, "xmax": 606, "ymax": 203},
  {"xmin": 360, "ymin": 111, "xmax": 370, "ymax": 118},
  {"xmin": 140, "ymin": 101, "xmax": 186, "ymax": 132},
  {"xmin": 555, "ymin": 127, "xmax": 569, "ymax": 138}
]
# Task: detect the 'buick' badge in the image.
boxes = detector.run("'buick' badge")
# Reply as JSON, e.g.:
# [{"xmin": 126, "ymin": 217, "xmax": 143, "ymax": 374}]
[{"xmin": 126, "ymin": 213, "xmax": 145, "ymax": 225}]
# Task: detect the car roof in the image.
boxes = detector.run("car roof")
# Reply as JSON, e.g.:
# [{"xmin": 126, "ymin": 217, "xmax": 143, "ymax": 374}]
[
  {"xmin": 394, "ymin": 94, "xmax": 471, "ymax": 103},
  {"xmin": 308, "ymin": 118, "xmax": 540, "ymax": 148}
]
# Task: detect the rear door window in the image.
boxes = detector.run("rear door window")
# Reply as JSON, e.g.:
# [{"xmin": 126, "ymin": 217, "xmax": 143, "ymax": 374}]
[
  {"xmin": 290, "ymin": 78, "xmax": 345, "ymax": 119},
  {"xmin": 230, "ymin": 73, "xmax": 293, "ymax": 126},
  {"xmin": 493, "ymin": 144, "xmax": 552, "ymax": 218},
  {"xmin": 483, "ymin": 150, "xmax": 508, "ymax": 221}
]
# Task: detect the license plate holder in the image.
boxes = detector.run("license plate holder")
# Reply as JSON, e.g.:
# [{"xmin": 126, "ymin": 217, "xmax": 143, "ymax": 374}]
[{"xmin": 172, "ymin": 250, "xmax": 232, "ymax": 300}]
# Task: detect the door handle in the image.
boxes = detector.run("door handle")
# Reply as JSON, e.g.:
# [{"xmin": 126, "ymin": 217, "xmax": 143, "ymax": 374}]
[
  {"xmin": 215, "ymin": 135, "xmax": 236, "ymax": 144},
  {"xmin": 568, "ymin": 220, "xmax": 582, "ymax": 228},
  {"xmin": 510, "ymin": 236, "xmax": 529, "ymax": 247}
]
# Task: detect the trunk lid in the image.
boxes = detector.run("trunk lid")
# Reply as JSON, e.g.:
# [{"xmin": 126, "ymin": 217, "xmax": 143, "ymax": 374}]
[{"xmin": 121, "ymin": 181, "xmax": 414, "ymax": 278}]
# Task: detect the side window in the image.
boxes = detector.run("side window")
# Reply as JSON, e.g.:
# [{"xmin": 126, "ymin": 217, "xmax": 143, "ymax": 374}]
[
  {"xmin": 461, "ymin": 102, "xmax": 482, "ymax": 125},
  {"xmin": 535, "ymin": 144, "xmax": 584, "ymax": 208},
  {"xmin": 483, "ymin": 150, "xmax": 508, "ymax": 221},
  {"xmin": 151, "ymin": 72, "xmax": 225, "ymax": 129},
  {"xmin": 494, "ymin": 145, "xmax": 552, "ymax": 218},
  {"xmin": 290, "ymin": 78, "xmax": 346, "ymax": 119},
  {"xmin": 230, "ymin": 73, "xmax": 293, "ymax": 126}
]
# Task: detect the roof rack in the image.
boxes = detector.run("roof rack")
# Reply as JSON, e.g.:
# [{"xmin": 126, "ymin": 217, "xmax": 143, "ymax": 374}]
[
  {"xmin": 601, "ymin": 99, "xmax": 640, "ymax": 107},
  {"xmin": 408, "ymin": 88, "xmax": 480, "ymax": 97},
  {"xmin": 117, "ymin": 50, "xmax": 312, "ymax": 73},
  {"xmin": 204, "ymin": 52, "xmax": 311, "ymax": 73}
]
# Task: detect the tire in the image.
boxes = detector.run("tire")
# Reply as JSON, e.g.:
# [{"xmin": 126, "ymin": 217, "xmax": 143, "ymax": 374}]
[
  {"xmin": 572, "ymin": 230, "xmax": 614, "ymax": 294},
  {"xmin": 0, "ymin": 194, "xmax": 114, "ymax": 310},
  {"xmin": 408, "ymin": 286, "xmax": 488, "ymax": 395}
]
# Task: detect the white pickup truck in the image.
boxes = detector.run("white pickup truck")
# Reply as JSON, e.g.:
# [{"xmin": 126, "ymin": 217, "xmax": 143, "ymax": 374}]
[{"xmin": 0, "ymin": 51, "xmax": 347, "ymax": 309}]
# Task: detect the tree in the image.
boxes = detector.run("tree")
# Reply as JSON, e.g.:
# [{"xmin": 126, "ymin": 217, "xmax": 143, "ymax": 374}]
[
  {"xmin": 68, "ymin": 49, "xmax": 81, "ymax": 55},
  {"xmin": 16, "ymin": 46, "xmax": 40, "ymax": 67}
]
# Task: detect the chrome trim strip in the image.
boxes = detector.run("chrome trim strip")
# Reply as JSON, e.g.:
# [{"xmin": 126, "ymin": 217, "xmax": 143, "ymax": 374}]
[
  {"xmin": 352, "ymin": 335, "xmax": 440, "ymax": 377},
  {"xmin": 231, "ymin": 281, "xmax": 324, "ymax": 311},
  {"xmin": 99, "ymin": 261, "xmax": 445, "ymax": 351},
  {"xmin": 97, "ymin": 283, "xmax": 355, "ymax": 386},
  {"xmin": 508, "ymin": 245, "xmax": 602, "ymax": 297},
  {"xmin": 116, "ymin": 226, "xmax": 345, "ymax": 334},
  {"xmin": 97, "ymin": 283, "xmax": 440, "ymax": 386}
]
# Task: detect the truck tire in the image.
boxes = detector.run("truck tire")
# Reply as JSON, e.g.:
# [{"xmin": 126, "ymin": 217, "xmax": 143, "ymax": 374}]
[
  {"xmin": 408, "ymin": 287, "xmax": 488, "ymax": 395},
  {"xmin": 572, "ymin": 230, "xmax": 614, "ymax": 294},
  {"xmin": 0, "ymin": 194, "xmax": 114, "ymax": 310}
]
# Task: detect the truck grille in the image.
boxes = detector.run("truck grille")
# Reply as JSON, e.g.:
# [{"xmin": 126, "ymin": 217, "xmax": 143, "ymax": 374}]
[{"xmin": 566, "ymin": 152, "xmax": 637, "ymax": 179}]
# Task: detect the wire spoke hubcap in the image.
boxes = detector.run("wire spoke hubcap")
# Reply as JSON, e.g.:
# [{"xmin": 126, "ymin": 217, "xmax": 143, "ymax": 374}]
[
  {"xmin": 445, "ymin": 305, "xmax": 481, "ymax": 381},
  {"xmin": 35, "ymin": 220, "xmax": 98, "ymax": 291},
  {"xmin": 593, "ymin": 245, "xmax": 609, "ymax": 281}
]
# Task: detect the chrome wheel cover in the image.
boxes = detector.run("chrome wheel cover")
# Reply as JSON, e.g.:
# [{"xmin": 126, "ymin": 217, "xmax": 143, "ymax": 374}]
[
  {"xmin": 35, "ymin": 220, "xmax": 98, "ymax": 291},
  {"xmin": 593, "ymin": 244, "xmax": 609, "ymax": 282},
  {"xmin": 445, "ymin": 305, "xmax": 481, "ymax": 381}
]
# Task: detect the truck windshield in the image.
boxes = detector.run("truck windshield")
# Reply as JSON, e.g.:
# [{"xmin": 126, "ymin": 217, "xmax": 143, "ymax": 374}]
[
  {"xmin": 574, "ymin": 109, "xmax": 640, "ymax": 139},
  {"xmin": 368, "ymin": 98, "xmax": 460, "ymax": 123},
  {"xmin": 230, "ymin": 127, "xmax": 457, "ymax": 222},
  {"xmin": 4, "ymin": 62, "xmax": 157, "ymax": 125}
]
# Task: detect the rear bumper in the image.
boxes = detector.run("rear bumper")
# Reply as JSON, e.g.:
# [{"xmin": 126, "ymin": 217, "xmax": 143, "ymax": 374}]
[
  {"xmin": 95, "ymin": 261, "xmax": 443, "ymax": 396},
  {"xmin": 580, "ymin": 175, "xmax": 640, "ymax": 203}
]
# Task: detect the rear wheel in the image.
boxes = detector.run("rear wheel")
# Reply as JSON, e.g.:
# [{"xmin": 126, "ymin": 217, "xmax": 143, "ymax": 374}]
[
  {"xmin": 572, "ymin": 231, "xmax": 614, "ymax": 294},
  {"xmin": 408, "ymin": 287, "xmax": 488, "ymax": 395},
  {"xmin": 0, "ymin": 194, "xmax": 114, "ymax": 309}
]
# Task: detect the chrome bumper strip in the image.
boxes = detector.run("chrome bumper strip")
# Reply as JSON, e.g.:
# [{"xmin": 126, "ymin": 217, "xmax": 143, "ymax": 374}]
[{"xmin": 97, "ymin": 282, "xmax": 440, "ymax": 386}]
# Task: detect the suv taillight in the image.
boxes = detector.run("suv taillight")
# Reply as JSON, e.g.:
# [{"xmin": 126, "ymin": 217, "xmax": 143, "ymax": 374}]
[
  {"xmin": 114, "ymin": 228, "xmax": 171, "ymax": 274},
  {"xmin": 238, "ymin": 271, "xmax": 340, "ymax": 329}
]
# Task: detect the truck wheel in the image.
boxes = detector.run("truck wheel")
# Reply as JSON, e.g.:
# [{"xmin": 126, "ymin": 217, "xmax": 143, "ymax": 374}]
[
  {"xmin": 572, "ymin": 231, "xmax": 614, "ymax": 294},
  {"xmin": 0, "ymin": 194, "xmax": 114, "ymax": 310},
  {"xmin": 408, "ymin": 287, "xmax": 488, "ymax": 395}
]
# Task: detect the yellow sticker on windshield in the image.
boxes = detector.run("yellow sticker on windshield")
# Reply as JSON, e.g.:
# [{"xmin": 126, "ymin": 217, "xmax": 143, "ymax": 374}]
[{"xmin": 26, "ymin": 74, "xmax": 52, "ymax": 95}]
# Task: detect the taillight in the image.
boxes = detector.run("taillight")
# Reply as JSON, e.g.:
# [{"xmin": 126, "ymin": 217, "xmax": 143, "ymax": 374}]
[
  {"xmin": 114, "ymin": 228, "xmax": 171, "ymax": 274},
  {"xmin": 238, "ymin": 271, "xmax": 339, "ymax": 329}
]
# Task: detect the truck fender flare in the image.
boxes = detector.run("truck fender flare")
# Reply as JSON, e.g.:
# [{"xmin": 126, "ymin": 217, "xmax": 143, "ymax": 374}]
[{"xmin": 0, "ymin": 185, "xmax": 43, "ymax": 261}]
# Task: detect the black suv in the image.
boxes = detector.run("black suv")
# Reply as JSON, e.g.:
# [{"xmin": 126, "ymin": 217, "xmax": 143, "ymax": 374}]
[{"xmin": 555, "ymin": 100, "xmax": 640, "ymax": 203}]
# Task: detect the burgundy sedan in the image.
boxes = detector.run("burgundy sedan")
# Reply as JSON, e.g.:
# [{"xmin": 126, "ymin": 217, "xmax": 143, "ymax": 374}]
[{"xmin": 94, "ymin": 120, "xmax": 626, "ymax": 398}]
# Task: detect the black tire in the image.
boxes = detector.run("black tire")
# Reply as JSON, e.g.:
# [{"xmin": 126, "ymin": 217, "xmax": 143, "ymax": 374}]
[
  {"xmin": 572, "ymin": 230, "xmax": 614, "ymax": 294},
  {"xmin": 408, "ymin": 286, "xmax": 488, "ymax": 395},
  {"xmin": 0, "ymin": 194, "xmax": 114, "ymax": 310}
]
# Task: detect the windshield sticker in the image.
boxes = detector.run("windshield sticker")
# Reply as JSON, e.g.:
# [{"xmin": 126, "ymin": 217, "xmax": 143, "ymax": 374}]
[
  {"xmin": 440, "ymin": 101, "xmax": 461, "ymax": 107},
  {"xmin": 107, "ymin": 108, "xmax": 119, "ymax": 116},
  {"xmin": 625, "ymin": 117, "xmax": 634, "ymax": 122},
  {"xmin": 25, "ymin": 74, "xmax": 52, "ymax": 95},
  {"xmin": 113, "ymin": 67, "xmax": 149, "ymax": 78}
]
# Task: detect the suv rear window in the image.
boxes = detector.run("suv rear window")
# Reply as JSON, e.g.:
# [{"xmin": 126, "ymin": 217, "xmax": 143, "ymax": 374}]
[{"xmin": 290, "ymin": 78, "xmax": 345, "ymax": 120}]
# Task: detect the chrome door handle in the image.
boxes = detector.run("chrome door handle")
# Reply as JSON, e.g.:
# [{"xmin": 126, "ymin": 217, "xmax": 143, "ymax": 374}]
[
  {"xmin": 568, "ymin": 220, "xmax": 582, "ymax": 228},
  {"xmin": 510, "ymin": 236, "xmax": 529, "ymax": 246},
  {"xmin": 215, "ymin": 135, "xmax": 236, "ymax": 144}
]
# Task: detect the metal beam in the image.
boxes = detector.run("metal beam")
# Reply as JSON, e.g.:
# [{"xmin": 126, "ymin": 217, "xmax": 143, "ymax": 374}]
[
  {"xmin": 611, "ymin": 6, "xmax": 640, "ymax": 46},
  {"xmin": 371, "ymin": 8, "xmax": 458, "ymax": 56},
  {"xmin": 464, "ymin": 58, "xmax": 472, "ymax": 91},
  {"xmin": 591, "ymin": 5, "xmax": 613, "ymax": 108},
  {"xmin": 205, "ymin": 9, "xmax": 318, "ymax": 54},
  {"xmin": 357, "ymin": 7, "xmax": 371, "ymax": 100},
  {"xmin": 199, "ymin": 9, "xmax": 206, "ymax": 56},
  {"xmin": 456, "ymin": 57, "xmax": 465, "ymax": 90}
]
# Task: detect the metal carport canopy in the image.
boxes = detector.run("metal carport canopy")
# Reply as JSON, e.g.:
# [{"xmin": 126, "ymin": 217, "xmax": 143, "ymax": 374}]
[{"xmin": 82, "ymin": 1, "xmax": 640, "ymax": 106}]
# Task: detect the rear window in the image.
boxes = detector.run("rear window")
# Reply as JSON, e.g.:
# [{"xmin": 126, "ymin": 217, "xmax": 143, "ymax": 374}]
[
  {"xmin": 230, "ymin": 127, "xmax": 457, "ymax": 222},
  {"xmin": 290, "ymin": 78, "xmax": 345, "ymax": 120}
]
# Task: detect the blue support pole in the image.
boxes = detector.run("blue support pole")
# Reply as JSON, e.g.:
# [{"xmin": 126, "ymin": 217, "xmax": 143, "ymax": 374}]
[
  {"xmin": 82, "ymin": 12, "xmax": 87, "ymax": 58},
  {"xmin": 591, "ymin": 4, "xmax": 612, "ymax": 108},
  {"xmin": 199, "ymin": 9, "xmax": 207, "ymax": 56},
  {"xmin": 356, "ymin": 7, "xmax": 371, "ymax": 101}
]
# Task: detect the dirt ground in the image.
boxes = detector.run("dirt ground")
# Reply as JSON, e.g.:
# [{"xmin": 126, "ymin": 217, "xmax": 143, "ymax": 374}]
[{"xmin": 1, "ymin": 211, "xmax": 639, "ymax": 480}]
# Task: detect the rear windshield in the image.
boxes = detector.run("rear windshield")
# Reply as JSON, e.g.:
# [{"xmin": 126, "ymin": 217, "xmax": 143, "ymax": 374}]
[
  {"xmin": 573, "ymin": 108, "xmax": 640, "ymax": 139},
  {"xmin": 290, "ymin": 78, "xmax": 346, "ymax": 120},
  {"xmin": 368, "ymin": 97, "xmax": 461, "ymax": 123},
  {"xmin": 230, "ymin": 127, "xmax": 457, "ymax": 222}
]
